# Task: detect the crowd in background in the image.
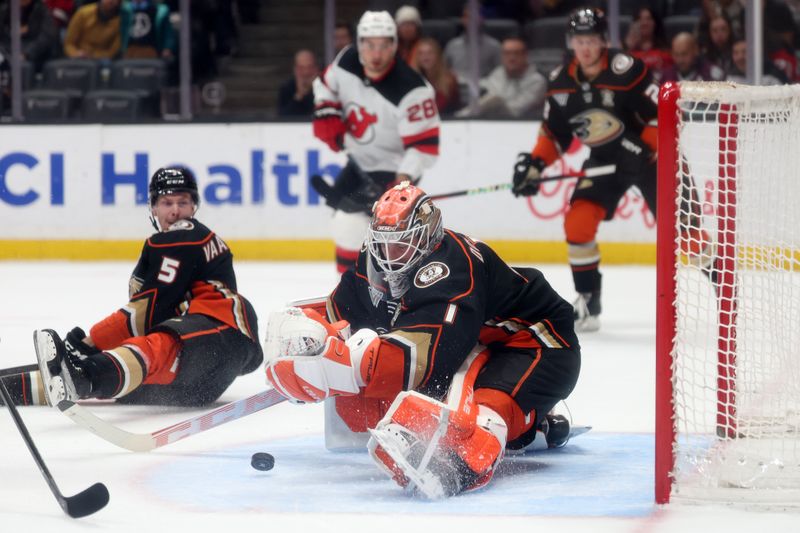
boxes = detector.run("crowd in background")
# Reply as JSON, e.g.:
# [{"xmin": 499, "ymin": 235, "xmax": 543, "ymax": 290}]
[{"xmin": 2, "ymin": 0, "xmax": 800, "ymax": 121}]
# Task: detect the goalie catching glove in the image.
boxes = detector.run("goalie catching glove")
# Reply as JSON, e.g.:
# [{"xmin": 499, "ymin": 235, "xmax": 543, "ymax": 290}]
[
  {"xmin": 264, "ymin": 307, "xmax": 379, "ymax": 403},
  {"xmin": 312, "ymin": 101, "xmax": 346, "ymax": 152}
]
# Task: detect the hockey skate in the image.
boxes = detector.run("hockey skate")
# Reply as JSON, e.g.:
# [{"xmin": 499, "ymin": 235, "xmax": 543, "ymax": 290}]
[
  {"xmin": 33, "ymin": 329, "xmax": 93, "ymax": 406},
  {"xmin": 573, "ymin": 291, "xmax": 601, "ymax": 332}
]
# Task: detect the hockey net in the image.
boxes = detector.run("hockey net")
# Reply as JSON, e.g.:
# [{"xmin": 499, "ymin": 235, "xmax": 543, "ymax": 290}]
[{"xmin": 656, "ymin": 82, "xmax": 800, "ymax": 507}]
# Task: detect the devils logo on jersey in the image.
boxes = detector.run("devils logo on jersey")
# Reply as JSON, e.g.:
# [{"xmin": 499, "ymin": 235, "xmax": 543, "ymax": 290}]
[
  {"xmin": 345, "ymin": 103, "xmax": 378, "ymax": 143},
  {"xmin": 568, "ymin": 108, "xmax": 625, "ymax": 147}
]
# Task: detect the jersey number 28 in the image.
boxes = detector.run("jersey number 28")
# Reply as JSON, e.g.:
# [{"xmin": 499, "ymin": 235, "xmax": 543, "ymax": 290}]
[{"xmin": 408, "ymin": 99, "xmax": 436, "ymax": 122}]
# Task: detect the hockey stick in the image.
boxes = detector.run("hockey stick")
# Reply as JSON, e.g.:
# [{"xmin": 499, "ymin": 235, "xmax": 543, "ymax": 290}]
[
  {"xmin": 0, "ymin": 377, "xmax": 109, "ymax": 518},
  {"xmin": 57, "ymin": 388, "xmax": 288, "ymax": 452},
  {"xmin": 0, "ymin": 363, "xmax": 38, "ymax": 378},
  {"xmin": 429, "ymin": 164, "xmax": 617, "ymax": 200}
]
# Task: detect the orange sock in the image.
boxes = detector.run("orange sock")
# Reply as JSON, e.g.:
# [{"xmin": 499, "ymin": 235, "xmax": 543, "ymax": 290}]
[
  {"xmin": 121, "ymin": 332, "xmax": 181, "ymax": 385},
  {"xmin": 474, "ymin": 388, "xmax": 536, "ymax": 442}
]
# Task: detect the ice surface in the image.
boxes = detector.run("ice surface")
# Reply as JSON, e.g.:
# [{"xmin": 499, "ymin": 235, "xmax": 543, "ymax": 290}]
[{"xmin": 1, "ymin": 261, "xmax": 798, "ymax": 531}]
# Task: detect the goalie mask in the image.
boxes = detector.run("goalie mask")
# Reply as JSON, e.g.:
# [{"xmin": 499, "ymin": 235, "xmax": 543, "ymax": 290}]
[
  {"xmin": 367, "ymin": 182, "xmax": 443, "ymax": 301},
  {"xmin": 148, "ymin": 166, "xmax": 199, "ymax": 231}
]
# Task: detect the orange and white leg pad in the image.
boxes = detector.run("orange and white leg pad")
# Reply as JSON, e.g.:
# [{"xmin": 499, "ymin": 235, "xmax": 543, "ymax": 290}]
[{"xmin": 367, "ymin": 390, "xmax": 507, "ymax": 499}]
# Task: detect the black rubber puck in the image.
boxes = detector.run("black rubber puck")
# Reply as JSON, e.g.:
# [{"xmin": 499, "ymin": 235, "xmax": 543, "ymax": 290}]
[{"xmin": 251, "ymin": 452, "xmax": 275, "ymax": 471}]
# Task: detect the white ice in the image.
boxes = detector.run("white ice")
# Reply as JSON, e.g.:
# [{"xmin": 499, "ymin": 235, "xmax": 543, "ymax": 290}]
[{"xmin": 0, "ymin": 261, "xmax": 798, "ymax": 532}]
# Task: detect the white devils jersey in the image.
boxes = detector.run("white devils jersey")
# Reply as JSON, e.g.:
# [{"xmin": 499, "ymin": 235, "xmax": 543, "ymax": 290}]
[{"xmin": 313, "ymin": 46, "xmax": 440, "ymax": 178}]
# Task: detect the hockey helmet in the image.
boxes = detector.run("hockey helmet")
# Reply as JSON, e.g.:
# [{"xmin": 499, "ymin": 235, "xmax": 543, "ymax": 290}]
[
  {"xmin": 367, "ymin": 181, "xmax": 443, "ymax": 300},
  {"xmin": 567, "ymin": 7, "xmax": 608, "ymax": 38},
  {"xmin": 357, "ymin": 10, "xmax": 397, "ymax": 42},
  {"xmin": 148, "ymin": 167, "xmax": 200, "ymax": 207}
]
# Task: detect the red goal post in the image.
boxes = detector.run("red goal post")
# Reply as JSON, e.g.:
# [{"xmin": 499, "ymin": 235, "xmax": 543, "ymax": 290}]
[{"xmin": 656, "ymin": 81, "xmax": 800, "ymax": 507}]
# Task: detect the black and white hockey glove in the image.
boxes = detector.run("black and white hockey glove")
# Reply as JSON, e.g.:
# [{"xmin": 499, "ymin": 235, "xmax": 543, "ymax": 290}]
[{"xmin": 511, "ymin": 153, "xmax": 547, "ymax": 197}]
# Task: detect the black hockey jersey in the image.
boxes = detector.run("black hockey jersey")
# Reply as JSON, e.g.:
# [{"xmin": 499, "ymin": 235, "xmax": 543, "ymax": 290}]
[
  {"xmin": 90, "ymin": 218, "xmax": 257, "ymax": 349},
  {"xmin": 326, "ymin": 230, "xmax": 578, "ymax": 400},
  {"xmin": 536, "ymin": 49, "xmax": 660, "ymax": 163}
]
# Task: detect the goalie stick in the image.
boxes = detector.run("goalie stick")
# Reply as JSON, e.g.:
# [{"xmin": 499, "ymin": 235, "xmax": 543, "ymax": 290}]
[
  {"xmin": 57, "ymin": 388, "xmax": 287, "ymax": 452},
  {"xmin": 0, "ymin": 376, "xmax": 109, "ymax": 518},
  {"xmin": 429, "ymin": 164, "xmax": 617, "ymax": 200}
]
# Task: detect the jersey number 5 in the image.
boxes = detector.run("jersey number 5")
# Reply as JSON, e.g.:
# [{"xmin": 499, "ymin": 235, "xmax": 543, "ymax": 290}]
[
  {"xmin": 408, "ymin": 98, "xmax": 436, "ymax": 122},
  {"xmin": 157, "ymin": 257, "xmax": 181, "ymax": 283}
]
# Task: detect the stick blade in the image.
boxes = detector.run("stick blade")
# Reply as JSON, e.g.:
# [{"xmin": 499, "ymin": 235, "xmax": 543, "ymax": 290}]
[{"xmin": 63, "ymin": 482, "xmax": 109, "ymax": 518}]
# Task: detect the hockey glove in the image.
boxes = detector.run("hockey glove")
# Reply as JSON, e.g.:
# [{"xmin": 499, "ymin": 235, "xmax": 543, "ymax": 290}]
[
  {"xmin": 313, "ymin": 101, "xmax": 346, "ymax": 152},
  {"xmin": 511, "ymin": 153, "xmax": 546, "ymax": 197}
]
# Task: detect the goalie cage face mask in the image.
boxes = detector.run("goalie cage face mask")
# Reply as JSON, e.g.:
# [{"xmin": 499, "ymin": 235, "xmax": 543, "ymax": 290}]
[{"xmin": 367, "ymin": 182, "xmax": 443, "ymax": 301}]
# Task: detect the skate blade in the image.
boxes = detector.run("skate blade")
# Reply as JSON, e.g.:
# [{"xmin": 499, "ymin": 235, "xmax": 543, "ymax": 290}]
[{"xmin": 33, "ymin": 330, "xmax": 61, "ymax": 407}]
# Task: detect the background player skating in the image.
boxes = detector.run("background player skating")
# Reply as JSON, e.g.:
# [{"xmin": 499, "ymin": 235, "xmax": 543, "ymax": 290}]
[
  {"xmin": 511, "ymin": 7, "xmax": 660, "ymax": 332},
  {"xmin": 312, "ymin": 10, "xmax": 440, "ymax": 273}
]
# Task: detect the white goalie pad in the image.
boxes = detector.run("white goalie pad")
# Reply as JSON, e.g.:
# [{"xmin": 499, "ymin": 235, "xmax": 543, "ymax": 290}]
[{"xmin": 263, "ymin": 307, "xmax": 328, "ymax": 360}]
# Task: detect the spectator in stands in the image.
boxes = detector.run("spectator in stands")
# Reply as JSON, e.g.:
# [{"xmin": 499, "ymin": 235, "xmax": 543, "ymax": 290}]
[
  {"xmin": 63, "ymin": 0, "xmax": 123, "ymax": 59},
  {"xmin": 456, "ymin": 37, "xmax": 545, "ymax": 119},
  {"xmin": 395, "ymin": 5, "xmax": 422, "ymax": 70},
  {"xmin": 727, "ymin": 37, "xmax": 788, "ymax": 85},
  {"xmin": 163, "ymin": 0, "xmax": 217, "ymax": 81},
  {"xmin": 44, "ymin": 0, "xmax": 75, "ymax": 34},
  {"xmin": 416, "ymin": 36, "xmax": 460, "ymax": 116},
  {"xmin": 702, "ymin": 0, "xmax": 744, "ymax": 39},
  {"xmin": 0, "ymin": 0, "xmax": 58, "ymax": 71},
  {"xmin": 121, "ymin": 0, "xmax": 176, "ymax": 59},
  {"xmin": 624, "ymin": 6, "xmax": 672, "ymax": 83},
  {"xmin": 277, "ymin": 48, "xmax": 318, "ymax": 117},
  {"xmin": 699, "ymin": 12, "xmax": 734, "ymax": 74},
  {"xmin": 764, "ymin": 0, "xmax": 800, "ymax": 81},
  {"xmin": 661, "ymin": 32, "xmax": 725, "ymax": 83},
  {"xmin": 528, "ymin": 0, "xmax": 582, "ymax": 18},
  {"xmin": 238, "ymin": 0, "xmax": 260, "ymax": 25},
  {"xmin": 334, "ymin": 21, "xmax": 354, "ymax": 54},
  {"xmin": 444, "ymin": 4, "xmax": 502, "ymax": 82}
]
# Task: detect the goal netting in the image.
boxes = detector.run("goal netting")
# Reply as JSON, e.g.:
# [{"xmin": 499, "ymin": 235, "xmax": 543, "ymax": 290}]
[{"xmin": 655, "ymin": 82, "xmax": 800, "ymax": 507}]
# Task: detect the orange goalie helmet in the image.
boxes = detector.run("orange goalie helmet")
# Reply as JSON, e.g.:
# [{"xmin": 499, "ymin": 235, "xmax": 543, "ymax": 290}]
[{"xmin": 367, "ymin": 181, "xmax": 443, "ymax": 299}]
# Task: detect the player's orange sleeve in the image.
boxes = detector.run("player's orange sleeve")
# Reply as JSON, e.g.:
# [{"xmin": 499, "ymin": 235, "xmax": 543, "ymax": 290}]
[
  {"xmin": 90, "ymin": 310, "xmax": 133, "ymax": 351},
  {"xmin": 641, "ymin": 124, "xmax": 658, "ymax": 154},
  {"xmin": 530, "ymin": 127, "xmax": 561, "ymax": 165}
]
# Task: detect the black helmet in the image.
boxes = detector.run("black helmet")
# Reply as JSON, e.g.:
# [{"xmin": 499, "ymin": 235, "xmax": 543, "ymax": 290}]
[
  {"xmin": 567, "ymin": 7, "xmax": 607, "ymax": 38},
  {"xmin": 148, "ymin": 167, "xmax": 200, "ymax": 207}
]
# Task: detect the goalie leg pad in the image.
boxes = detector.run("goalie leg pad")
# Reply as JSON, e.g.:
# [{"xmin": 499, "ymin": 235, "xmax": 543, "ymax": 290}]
[{"xmin": 367, "ymin": 390, "xmax": 507, "ymax": 499}]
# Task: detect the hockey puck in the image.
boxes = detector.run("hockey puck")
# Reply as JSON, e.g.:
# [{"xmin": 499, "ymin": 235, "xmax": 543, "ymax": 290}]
[{"xmin": 251, "ymin": 452, "xmax": 275, "ymax": 472}]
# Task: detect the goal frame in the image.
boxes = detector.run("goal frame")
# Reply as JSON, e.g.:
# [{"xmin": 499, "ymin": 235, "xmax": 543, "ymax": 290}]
[{"xmin": 655, "ymin": 81, "xmax": 741, "ymax": 504}]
